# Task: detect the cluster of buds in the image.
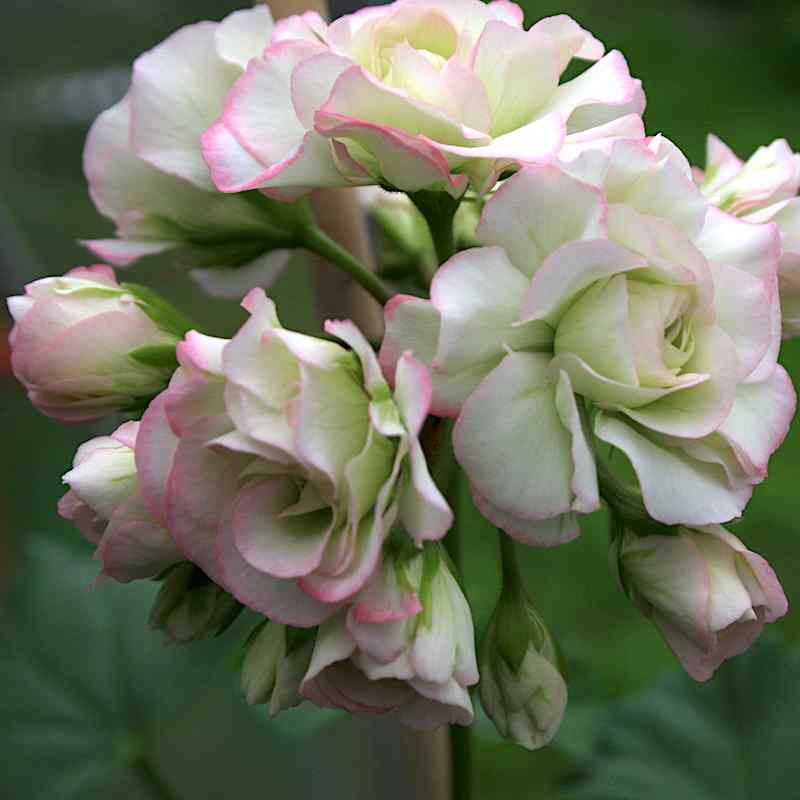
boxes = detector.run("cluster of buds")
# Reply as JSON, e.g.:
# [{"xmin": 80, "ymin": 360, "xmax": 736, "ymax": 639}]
[{"xmin": 6, "ymin": 0, "xmax": 797, "ymax": 753}]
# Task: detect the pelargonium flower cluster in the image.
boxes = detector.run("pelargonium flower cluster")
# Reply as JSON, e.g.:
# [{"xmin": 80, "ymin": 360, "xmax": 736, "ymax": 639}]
[{"xmin": 6, "ymin": 0, "xmax": 798, "ymax": 756}]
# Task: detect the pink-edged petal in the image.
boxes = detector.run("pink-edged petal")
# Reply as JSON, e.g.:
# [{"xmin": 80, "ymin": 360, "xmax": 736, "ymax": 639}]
[
  {"xmin": 477, "ymin": 164, "xmax": 608, "ymax": 276},
  {"xmin": 454, "ymin": 352, "xmax": 595, "ymax": 527},
  {"xmin": 470, "ymin": 23, "xmax": 560, "ymax": 137},
  {"xmin": 316, "ymin": 113, "xmax": 468, "ymax": 197},
  {"xmin": 201, "ymin": 118, "xmax": 278, "ymax": 193},
  {"xmin": 430, "ymin": 246, "xmax": 546, "ymax": 373},
  {"xmin": 201, "ymin": 40, "xmax": 346, "ymax": 193},
  {"xmin": 379, "ymin": 294, "xmax": 492, "ymax": 418},
  {"xmin": 529, "ymin": 14, "xmax": 604, "ymax": 69},
  {"xmin": 433, "ymin": 112, "xmax": 565, "ymax": 166},
  {"xmin": 624, "ymin": 531, "xmax": 713, "ymax": 645},
  {"xmin": 718, "ymin": 366, "xmax": 796, "ymax": 478},
  {"xmin": 272, "ymin": 10, "xmax": 329, "ymax": 44},
  {"xmin": 298, "ymin": 511, "xmax": 389, "ymax": 604},
  {"xmin": 316, "ymin": 61, "xmax": 488, "ymax": 148},
  {"xmin": 473, "ymin": 487, "xmax": 580, "ymax": 547},
  {"xmin": 135, "ymin": 391, "xmax": 178, "ymax": 527},
  {"xmin": 191, "ymin": 250, "xmax": 291, "ymax": 300},
  {"xmin": 702, "ymin": 133, "xmax": 744, "ymax": 194},
  {"xmin": 695, "ymin": 206, "xmax": 781, "ymax": 284},
  {"xmin": 487, "ymin": 1, "xmax": 525, "ymax": 28},
  {"xmin": 711, "ymin": 263, "xmax": 775, "ymax": 381},
  {"xmin": 214, "ymin": 5, "xmax": 275, "ymax": 69},
  {"xmin": 85, "ymin": 94, "xmax": 269, "ymax": 240},
  {"xmin": 554, "ymin": 370, "xmax": 600, "ymax": 513},
  {"xmin": 216, "ymin": 494, "xmax": 335, "ymax": 627},
  {"xmin": 379, "ymin": 294, "xmax": 439, "ymax": 381},
  {"xmin": 519, "ymin": 238, "xmax": 647, "ymax": 326},
  {"xmin": 349, "ymin": 560, "xmax": 422, "ymax": 625},
  {"xmin": 64, "ymin": 264, "xmax": 119, "ymax": 286},
  {"xmin": 165, "ymin": 431, "xmax": 247, "ymax": 584},
  {"xmin": 613, "ymin": 325, "xmax": 739, "ymax": 439},
  {"xmin": 595, "ymin": 413, "xmax": 751, "ymax": 526},
  {"xmin": 58, "ymin": 490, "xmax": 106, "ymax": 545},
  {"xmin": 559, "ymin": 113, "xmax": 645, "ymax": 162},
  {"xmin": 401, "ymin": 678, "xmax": 474, "ymax": 729},
  {"xmin": 290, "ymin": 51, "xmax": 354, "ymax": 128},
  {"xmin": 654, "ymin": 612, "xmax": 761, "ymax": 683},
  {"xmin": 552, "ymin": 351, "xmax": 709, "ymax": 410},
  {"xmin": 81, "ymin": 239, "xmax": 175, "ymax": 267},
  {"xmin": 400, "ymin": 438, "xmax": 453, "ymax": 544},
  {"xmin": 97, "ymin": 495, "xmax": 181, "ymax": 582},
  {"xmin": 203, "ymin": 123, "xmax": 347, "ymax": 195},
  {"xmin": 292, "ymin": 358, "xmax": 371, "ymax": 492},
  {"xmin": 231, "ymin": 477, "xmax": 333, "ymax": 579},
  {"xmin": 393, "ymin": 351, "xmax": 433, "ymax": 438},
  {"xmin": 541, "ymin": 50, "xmax": 640, "ymax": 124},
  {"xmin": 130, "ymin": 21, "xmax": 241, "ymax": 190},
  {"xmin": 325, "ymin": 318, "xmax": 385, "ymax": 395}
]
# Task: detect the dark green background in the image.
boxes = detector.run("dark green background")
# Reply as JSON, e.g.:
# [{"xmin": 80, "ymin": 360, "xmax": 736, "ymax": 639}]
[{"xmin": 2, "ymin": 1, "xmax": 798, "ymax": 797}]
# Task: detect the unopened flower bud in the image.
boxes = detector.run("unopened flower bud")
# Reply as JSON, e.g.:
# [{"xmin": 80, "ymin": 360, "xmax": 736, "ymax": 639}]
[
  {"xmin": 59, "ymin": 420, "xmax": 181, "ymax": 582},
  {"xmin": 480, "ymin": 538, "xmax": 567, "ymax": 750},
  {"xmin": 240, "ymin": 621, "xmax": 314, "ymax": 716},
  {"xmin": 611, "ymin": 523, "xmax": 788, "ymax": 681},
  {"xmin": 8, "ymin": 265, "xmax": 186, "ymax": 423},
  {"xmin": 149, "ymin": 563, "xmax": 242, "ymax": 645}
]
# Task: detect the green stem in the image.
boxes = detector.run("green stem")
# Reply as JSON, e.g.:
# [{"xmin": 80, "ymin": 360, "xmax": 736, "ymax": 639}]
[
  {"xmin": 498, "ymin": 531, "xmax": 523, "ymax": 593},
  {"xmin": 302, "ymin": 224, "xmax": 393, "ymax": 306},
  {"xmin": 450, "ymin": 717, "xmax": 472, "ymax": 800},
  {"xmin": 441, "ymin": 459, "xmax": 471, "ymax": 800},
  {"xmin": 408, "ymin": 190, "xmax": 461, "ymax": 266}
]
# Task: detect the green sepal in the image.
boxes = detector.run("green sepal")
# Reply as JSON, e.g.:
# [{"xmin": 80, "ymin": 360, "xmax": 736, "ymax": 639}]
[
  {"xmin": 243, "ymin": 192, "xmax": 314, "ymax": 235},
  {"xmin": 129, "ymin": 344, "xmax": 179, "ymax": 370},
  {"xmin": 120, "ymin": 282, "xmax": 194, "ymax": 339},
  {"xmin": 286, "ymin": 625, "xmax": 317, "ymax": 655},
  {"xmin": 172, "ymin": 238, "xmax": 294, "ymax": 270}
]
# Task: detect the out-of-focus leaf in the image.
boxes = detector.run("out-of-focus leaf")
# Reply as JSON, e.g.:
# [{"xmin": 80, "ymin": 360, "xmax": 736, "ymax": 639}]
[
  {"xmin": 0, "ymin": 534, "xmax": 337, "ymax": 800},
  {"xmin": 559, "ymin": 637, "xmax": 800, "ymax": 800}
]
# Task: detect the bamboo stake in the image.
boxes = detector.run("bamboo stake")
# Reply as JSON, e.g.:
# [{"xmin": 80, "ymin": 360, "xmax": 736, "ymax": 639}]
[
  {"xmin": 267, "ymin": 0, "xmax": 383, "ymax": 339},
  {"xmin": 262, "ymin": 1, "xmax": 450, "ymax": 797}
]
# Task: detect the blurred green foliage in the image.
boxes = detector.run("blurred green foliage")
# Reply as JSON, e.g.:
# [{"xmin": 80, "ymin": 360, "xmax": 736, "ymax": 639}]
[{"xmin": 2, "ymin": 0, "xmax": 799, "ymax": 797}]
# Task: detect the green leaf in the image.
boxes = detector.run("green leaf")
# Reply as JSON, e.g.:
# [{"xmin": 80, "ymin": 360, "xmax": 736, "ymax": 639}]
[
  {"xmin": 0, "ymin": 535, "xmax": 337, "ymax": 799},
  {"xmin": 129, "ymin": 345, "xmax": 179, "ymax": 370},
  {"xmin": 559, "ymin": 637, "xmax": 800, "ymax": 800}
]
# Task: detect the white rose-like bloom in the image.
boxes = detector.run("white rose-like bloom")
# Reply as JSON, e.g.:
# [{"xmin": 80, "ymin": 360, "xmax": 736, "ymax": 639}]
[
  {"xmin": 695, "ymin": 134, "xmax": 800, "ymax": 337},
  {"xmin": 381, "ymin": 137, "xmax": 795, "ymax": 543},
  {"xmin": 58, "ymin": 420, "xmax": 181, "ymax": 582},
  {"xmin": 611, "ymin": 524, "xmax": 788, "ymax": 681},
  {"xmin": 203, "ymin": 0, "xmax": 644, "ymax": 198},
  {"xmin": 83, "ymin": 6, "xmax": 300, "ymax": 298},
  {"xmin": 134, "ymin": 289, "xmax": 452, "ymax": 627},
  {"xmin": 300, "ymin": 544, "xmax": 478, "ymax": 729}
]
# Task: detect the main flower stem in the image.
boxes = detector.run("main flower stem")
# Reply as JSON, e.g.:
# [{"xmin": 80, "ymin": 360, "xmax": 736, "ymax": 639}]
[
  {"xmin": 302, "ymin": 223, "xmax": 393, "ymax": 306},
  {"xmin": 442, "ymin": 463, "xmax": 471, "ymax": 800},
  {"xmin": 498, "ymin": 530, "xmax": 522, "ymax": 591}
]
